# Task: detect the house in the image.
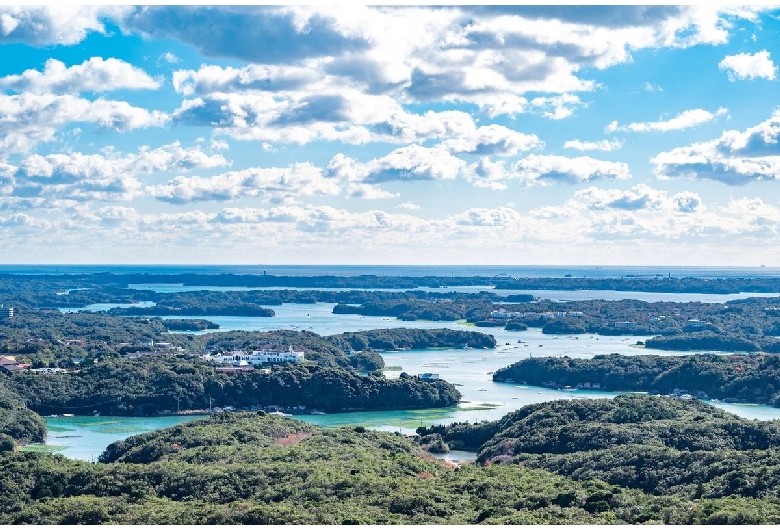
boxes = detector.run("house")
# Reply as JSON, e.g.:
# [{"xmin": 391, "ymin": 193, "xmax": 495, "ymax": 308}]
[
  {"xmin": 0, "ymin": 307, "xmax": 14, "ymax": 318},
  {"xmin": 0, "ymin": 355, "xmax": 31, "ymax": 374},
  {"xmin": 205, "ymin": 346, "xmax": 305, "ymax": 366},
  {"xmin": 418, "ymin": 373, "xmax": 440, "ymax": 382}
]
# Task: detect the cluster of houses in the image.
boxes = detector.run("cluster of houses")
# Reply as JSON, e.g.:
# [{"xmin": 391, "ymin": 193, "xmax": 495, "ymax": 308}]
[
  {"xmin": 0, "ymin": 355, "xmax": 30, "ymax": 373},
  {"xmin": 0, "ymin": 306, "xmax": 13, "ymax": 318},
  {"xmin": 202, "ymin": 347, "xmax": 305, "ymax": 375},
  {"xmin": 490, "ymin": 310, "xmax": 584, "ymax": 319}
]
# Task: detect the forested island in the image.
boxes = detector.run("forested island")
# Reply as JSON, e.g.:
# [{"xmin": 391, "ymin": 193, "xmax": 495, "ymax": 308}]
[
  {"xmin": 0, "ymin": 323, "xmax": 499, "ymax": 446},
  {"xmin": 5, "ymin": 361, "xmax": 460, "ymax": 417},
  {"xmin": 415, "ymin": 395, "xmax": 780, "ymax": 515},
  {"xmin": 492, "ymin": 353, "xmax": 780, "ymax": 406},
  {"xmin": 8, "ymin": 273, "xmax": 780, "ymax": 355},
  {"xmin": 5, "ymin": 271, "xmax": 780, "ymax": 294},
  {"xmin": 2, "ymin": 398, "xmax": 780, "ymax": 524}
]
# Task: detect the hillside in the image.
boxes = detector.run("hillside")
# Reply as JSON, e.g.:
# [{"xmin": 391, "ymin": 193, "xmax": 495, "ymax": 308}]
[{"xmin": 2, "ymin": 411, "xmax": 780, "ymax": 524}]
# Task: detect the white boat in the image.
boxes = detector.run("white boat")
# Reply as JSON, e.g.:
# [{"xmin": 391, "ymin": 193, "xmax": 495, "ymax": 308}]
[{"xmin": 62, "ymin": 413, "xmax": 74, "ymax": 417}]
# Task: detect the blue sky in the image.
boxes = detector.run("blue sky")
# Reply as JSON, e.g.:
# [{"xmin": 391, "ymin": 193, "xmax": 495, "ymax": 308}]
[{"xmin": 2, "ymin": 5, "xmax": 780, "ymax": 265}]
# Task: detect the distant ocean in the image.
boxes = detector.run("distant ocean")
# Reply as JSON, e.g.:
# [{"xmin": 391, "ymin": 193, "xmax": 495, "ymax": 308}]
[{"xmin": 2, "ymin": 264, "xmax": 780, "ymax": 279}]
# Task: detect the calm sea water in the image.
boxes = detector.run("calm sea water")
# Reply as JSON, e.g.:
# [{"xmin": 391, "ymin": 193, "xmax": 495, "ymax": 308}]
[
  {"xmin": 6, "ymin": 264, "xmax": 780, "ymax": 278},
  {"xmin": 40, "ymin": 305, "xmax": 780, "ymax": 461},
  {"xmin": 126, "ymin": 283, "xmax": 780, "ymax": 303}
]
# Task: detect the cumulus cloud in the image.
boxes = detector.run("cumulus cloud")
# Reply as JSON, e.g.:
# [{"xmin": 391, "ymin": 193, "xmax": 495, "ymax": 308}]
[
  {"xmin": 172, "ymin": 89, "xmax": 492, "ymax": 146},
  {"xmin": 149, "ymin": 163, "xmax": 339, "ymax": 204},
  {"xmin": 396, "ymin": 201, "xmax": 420, "ymax": 210},
  {"xmin": 4, "ymin": 143, "xmax": 229, "ymax": 204},
  {"xmin": 437, "ymin": 124, "xmax": 543, "ymax": 156},
  {"xmin": 0, "ymin": 57, "xmax": 160, "ymax": 94},
  {"xmin": 563, "ymin": 138, "xmax": 623, "ymax": 151},
  {"xmin": 172, "ymin": 64, "xmax": 319, "ymax": 96},
  {"xmin": 0, "ymin": 6, "xmax": 766, "ymax": 123},
  {"xmin": 0, "ymin": 6, "xmax": 126, "ymax": 45},
  {"xmin": 468, "ymin": 154, "xmax": 631, "ymax": 189},
  {"xmin": 123, "ymin": 6, "xmax": 369, "ymax": 64},
  {"xmin": 327, "ymin": 145, "xmax": 468, "ymax": 184},
  {"xmin": 653, "ymin": 110, "xmax": 780, "ymax": 185},
  {"xmin": 158, "ymin": 52, "xmax": 180, "ymax": 64},
  {"xmin": 607, "ymin": 107, "xmax": 728, "ymax": 133},
  {"xmin": 530, "ymin": 94, "xmax": 583, "ymax": 120},
  {"xmin": 719, "ymin": 50, "xmax": 777, "ymax": 81},
  {"xmin": 0, "ymin": 93, "xmax": 168, "ymax": 154},
  {"xmin": 574, "ymin": 184, "xmax": 702, "ymax": 213},
  {"xmin": 150, "ymin": 5, "xmax": 766, "ymax": 119}
]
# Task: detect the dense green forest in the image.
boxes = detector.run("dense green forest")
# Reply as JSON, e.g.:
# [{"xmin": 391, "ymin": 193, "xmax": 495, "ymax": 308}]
[
  {"xmin": 0, "ymin": 306, "xmax": 494, "ymax": 370},
  {"xmin": 2, "ymin": 405, "xmax": 780, "ymax": 524},
  {"xmin": 6, "ymin": 271, "xmax": 780, "ymax": 294},
  {"xmin": 8, "ymin": 275, "xmax": 780, "ymax": 354},
  {"xmin": 6, "ymin": 360, "xmax": 460, "ymax": 416},
  {"xmin": 492, "ymin": 353, "xmax": 780, "ymax": 406},
  {"xmin": 0, "ymin": 326, "xmax": 494, "ymax": 417},
  {"xmin": 418, "ymin": 396, "xmax": 780, "ymax": 504},
  {"xmin": 0, "ymin": 379, "xmax": 46, "ymax": 446}
]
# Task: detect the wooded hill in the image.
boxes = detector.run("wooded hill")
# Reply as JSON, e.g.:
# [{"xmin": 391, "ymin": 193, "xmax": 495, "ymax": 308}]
[
  {"xmin": 492, "ymin": 353, "xmax": 780, "ymax": 407},
  {"xmin": 2, "ymin": 407, "xmax": 780, "ymax": 524},
  {"xmin": 417, "ymin": 395, "xmax": 780, "ymax": 507}
]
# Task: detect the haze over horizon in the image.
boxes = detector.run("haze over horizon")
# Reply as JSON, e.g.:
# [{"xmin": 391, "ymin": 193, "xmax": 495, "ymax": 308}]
[{"xmin": 1, "ymin": 6, "xmax": 780, "ymax": 265}]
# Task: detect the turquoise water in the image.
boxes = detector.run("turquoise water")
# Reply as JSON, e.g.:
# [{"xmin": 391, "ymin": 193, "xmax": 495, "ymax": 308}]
[
  {"xmin": 59, "ymin": 301, "xmax": 156, "ymax": 313},
  {"xmin": 40, "ymin": 415, "xmax": 206, "ymax": 461},
  {"xmin": 40, "ymin": 329, "xmax": 780, "ymax": 461},
  {"xmin": 41, "ymin": 292, "xmax": 780, "ymax": 461}
]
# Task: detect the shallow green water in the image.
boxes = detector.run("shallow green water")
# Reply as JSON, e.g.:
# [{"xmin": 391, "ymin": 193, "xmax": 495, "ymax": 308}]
[
  {"xmin": 41, "ymin": 415, "xmax": 207, "ymax": 462},
  {"xmin": 40, "ymin": 300, "xmax": 780, "ymax": 461}
]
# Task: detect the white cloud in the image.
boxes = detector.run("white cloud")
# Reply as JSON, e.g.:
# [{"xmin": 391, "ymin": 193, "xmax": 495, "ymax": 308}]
[
  {"xmin": 719, "ymin": 50, "xmax": 777, "ymax": 81},
  {"xmin": 152, "ymin": 6, "xmax": 766, "ymax": 120},
  {"xmin": 0, "ymin": 93, "xmax": 168, "ymax": 154},
  {"xmin": 327, "ymin": 145, "xmax": 469, "ymax": 184},
  {"xmin": 437, "ymin": 124, "xmax": 543, "ymax": 156},
  {"xmin": 159, "ymin": 52, "xmax": 180, "ymax": 64},
  {"xmin": 5, "ymin": 143, "xmax": 229, "ymax": 204},
  {"xmin": 396, "ymin": 201, "xmax": 420, "ymax": 210},
  {"xmin": 574, "ymin": 184, "xmax": 703, "ymax": 213},
  {"xmin": 0, "ymin": 6, "xmax": 127, "ymax": 45},
  {"xmin": 644, "ymin": 82, "xmax": 663, "ymax": 92},
  {"xmin": 607, "ymin": 107, "xmax": 728, "ymax": 133},
  {"xmin": 468, "ymin": 154, "xmax": 631, "ymax": 189},
  {"xmin": 0, "ymin": 57, "xmax": 160, "ymax": 94},
  {"xmin": 530, "ymin": 94, "xmax": 583, "ymax": 120},
  {"xmin": 148, "ymin": 163, "xmax": 339, "ymax": 204},
  {"xmin": 563, "ymin": 138, "xmax": 623, "ymax": 151},
  {"xmin": 653, "ymin": 110, "xmax": 780, "ymax": 185}
]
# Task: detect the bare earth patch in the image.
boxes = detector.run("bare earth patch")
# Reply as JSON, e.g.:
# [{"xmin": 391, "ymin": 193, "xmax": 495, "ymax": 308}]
[{"xmin": 272, "ymin": 432, "xmax": 312, "ymax": 446}]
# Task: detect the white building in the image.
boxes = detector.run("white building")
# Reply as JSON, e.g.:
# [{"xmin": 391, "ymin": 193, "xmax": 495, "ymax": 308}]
[{"xmin": 205, "ymin": 346, "xmax": 305, "ymax": 366}]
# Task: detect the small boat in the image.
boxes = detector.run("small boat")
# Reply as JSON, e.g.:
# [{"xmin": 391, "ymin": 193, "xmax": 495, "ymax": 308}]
[
  {"xmin": 310, "ymin": 410, "xmax": 326, "ymax": 415},
  {"xmin": 62, "ymin": 414, "xmax": 74, "ymax": 417},
  {"xmin": 477, "ymin": 388, "xmax": 487, "ymax": 392}
]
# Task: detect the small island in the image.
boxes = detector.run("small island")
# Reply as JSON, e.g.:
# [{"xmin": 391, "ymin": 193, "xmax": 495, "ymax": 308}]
[{"xmin": 492, "ymin": 353, "xmax": 780, "ymax": 407}]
